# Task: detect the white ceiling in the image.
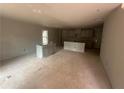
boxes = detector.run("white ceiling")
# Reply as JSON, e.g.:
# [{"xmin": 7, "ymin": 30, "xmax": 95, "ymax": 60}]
[{"xmin": 0, "ymin": 3, "xmax": 120, "ymax": 28}]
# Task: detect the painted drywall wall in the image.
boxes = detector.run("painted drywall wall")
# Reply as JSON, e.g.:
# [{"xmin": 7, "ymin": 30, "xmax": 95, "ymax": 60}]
[
  {"xmin": 0, "ymin": 16, "xmax": 2, "ymax": 66},
  {"xmin": 100, "ymin": 6, "xmax": 124, "ymax": 88},
  {"xmin": 0, "ymin": 17, "xmax": 42, "ymax": 61}
]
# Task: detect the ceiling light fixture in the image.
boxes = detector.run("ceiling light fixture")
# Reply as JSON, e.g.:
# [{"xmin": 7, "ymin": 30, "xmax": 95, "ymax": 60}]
[
  {"xmin": 32, "ymin": 9, "xmax": 37, "ymax": 12},
  {"xmin": 38, "ymin": 10, "xmax": 41, "ymax": 13},
  {"xmin": 32, "ymin": 9, "xmax": 42, "ymax": 14}
]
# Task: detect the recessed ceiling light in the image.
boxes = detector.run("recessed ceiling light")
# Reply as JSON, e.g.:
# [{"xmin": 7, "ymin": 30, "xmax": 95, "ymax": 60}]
[
  {"xmin": 32, "ymin": 9, "xmax": 42, "ymax": 14},
  {"xmin": 38, "ymin": 10, "xmax": 41, "ymax": 13},
  {"xmin": 32, "ymin": 9, "xmax": 37, "ymax": 12}
]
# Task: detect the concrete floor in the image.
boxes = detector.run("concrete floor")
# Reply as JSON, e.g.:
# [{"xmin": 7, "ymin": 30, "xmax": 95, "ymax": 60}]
[{"xmin": 0, "ymin": 49, "xmax": 111, "ymax": 89}]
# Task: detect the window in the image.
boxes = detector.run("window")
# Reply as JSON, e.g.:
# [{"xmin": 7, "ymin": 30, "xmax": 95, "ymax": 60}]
[{"xmin": 42, "ymin": 30, "xmax": 48, "ymax": 45}]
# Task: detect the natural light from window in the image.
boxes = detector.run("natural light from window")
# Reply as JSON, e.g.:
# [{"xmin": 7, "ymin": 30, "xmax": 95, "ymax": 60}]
[{"xmin": 42, "ymin": 30, "xmax": 48, "ymax": 45}]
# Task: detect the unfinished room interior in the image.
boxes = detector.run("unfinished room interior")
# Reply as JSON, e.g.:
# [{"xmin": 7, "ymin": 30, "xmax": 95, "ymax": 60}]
[{"xmin": 0, "ymin": 3, "xmax": 124, "ymax": 89}]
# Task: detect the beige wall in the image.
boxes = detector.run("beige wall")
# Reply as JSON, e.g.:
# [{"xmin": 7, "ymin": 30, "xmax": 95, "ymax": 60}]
[
  {"xmin": 0, "ymin": 16, "xmax": 2, "ymax": 66},
  {"xmin": 0, "ymin": 16, "xmax": 62, "ymax": 61},
  {"xmin": 0, "ymin": 17, "xmax": 42, "ymax": 61},
  {"xmin": 100, "ymin": 6, "xmax": 124, "ymax": 88}
]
